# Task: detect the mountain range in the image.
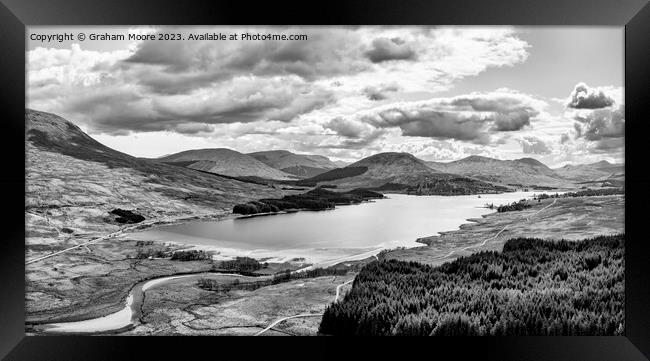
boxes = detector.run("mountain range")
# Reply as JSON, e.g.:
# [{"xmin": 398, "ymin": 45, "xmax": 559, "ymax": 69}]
[
  {"xmin": 159, "ymin": 147, "xmax": 623, "ymax": 190},
  {"xmin": 305, "ymin": 152, "xmax": 509, "ymax": 195},
  {"xmin": 26, "ymin": 109, "xmax": 624, "ymax": 226},
  {"xmin": 158, "ymin": 148, "xmax": 296, "ymax": 180},
  {"xmin": 425, "ymin": 155, "xmax": 571, "ymax": 188}
]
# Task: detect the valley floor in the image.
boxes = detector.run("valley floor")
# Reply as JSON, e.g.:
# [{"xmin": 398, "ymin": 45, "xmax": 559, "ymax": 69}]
[{"xmin": 25, "ymin": 194, "xmax": 624, "ymax": 335}]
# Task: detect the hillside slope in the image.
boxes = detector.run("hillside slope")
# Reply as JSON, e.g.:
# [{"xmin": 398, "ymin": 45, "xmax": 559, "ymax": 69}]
[
  {"xmin": 554, "ymin": 161, "xmax": 624, "ymax": 185},
  {"xmin": 26, "ymin": 109, "xmax": 282, "ymax": 242},
  {"xmin": 158, "ymin": 148, "xmax": 295, "ymax": 180},
  {"xmin": 248, "ymin": 150, "xmax": 338, "ymax": 178},
  {"xmin": 308, "ymin": 152, "xmax": 508, "ymax": 195}
]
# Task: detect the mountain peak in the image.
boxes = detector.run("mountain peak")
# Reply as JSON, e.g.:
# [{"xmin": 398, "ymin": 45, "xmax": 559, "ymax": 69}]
[
  {"xmin": 515, "ymin": 157, "xmax": 546, "ymax": 167},
  {"xmin": 249, "ymin": 150, "xmax": 293, "ymax": 157},
  {"xmin": 349, "ymin": 152, "xmax": 434, "ymax": 174},
  {"xmin": 591, "ymin": 160, "xmax": 612, "ymax": 167},
  {"xmin": 354, "ymin": 152, "xmax": 419, "ymax": 163},
  {"xmin": 460, "ymin": 155, "xmax": 494, "ymax": 162}
]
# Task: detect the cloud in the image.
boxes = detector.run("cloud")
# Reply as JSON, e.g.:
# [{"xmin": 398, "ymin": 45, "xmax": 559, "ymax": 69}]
[
  {"xmin": 32, "ymin": 58, "xmax": 335, "ymax": 134},
  {"xmin": 326, "ymin": 89, "xmax": 544, "ymax": 144},
  {"xmin": 491, "ymin": 110, "xmax": 534, "ymax": 131},
  {"xmin": 324, "ymin": 117, "xmax": 373, "ymax": 138},
  {"xmin": 364, "ymin": 37, "xmax": 416, "ymax": 63},
  {"xmin": 368, "ymin": 109, "xmax": 490, "ymax": 143},
  {"xmin": 593, "ymin": 138, "xmax": 624, "ymax": 151},
  {"xmin": 519, "ymin": 136, "xmax": 551, "ymax": 154},
  {"xmin": 124, "ymin": 27, "xmax": 370, "ymax": 93},
  {"xmin": 567, "ymin": 83, "xmax": 616, "ymax": 109},
  {"xmin": 27, "ymin": 26, "xmax": 532, "ymax": 138},
  {"xmin": 362, "ymin": 83, "xmax": 401, "ymax": 101},
  {"xmin": 334, "ymin": 130, "xmax": 386, "ymax": 149},
  {"xmin": 172, "ymin": 123, "xmax": 214, "ymax": 135},
  {"xmin": 562, "ymin": 82, "xmax": 624, "ymax": 152},
  {"xmin": 574, "ymin": 104, "xmax": 625, "ymax": 141},
  {"xmin": 560, "ymin": 133, "xmax": 570, "ymax": 144}
]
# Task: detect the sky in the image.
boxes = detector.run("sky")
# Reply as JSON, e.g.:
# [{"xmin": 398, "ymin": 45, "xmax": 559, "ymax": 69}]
[{"xmin": 26, "ymin": 26, "xmax": 624, "ymax": 167}]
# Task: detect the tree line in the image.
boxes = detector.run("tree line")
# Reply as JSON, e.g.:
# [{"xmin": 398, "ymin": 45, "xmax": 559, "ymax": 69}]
[
  {"xmin": 198, "ymin": 266, "xmax": 350, "ymax": 292},
  {"xmin": 233, "ymin": 187, "xmax": 384, "ymax": 215},
  {"xmin": 535, "ymin": 187, "xmax": 624, "ymax": 200},
  {"xmin": 319, "ymin": 234, "xmax": 624, "ymax": 336},
  {"xmin": 496, "ymin": 200, "xmax": 531, "ymax": 213}
]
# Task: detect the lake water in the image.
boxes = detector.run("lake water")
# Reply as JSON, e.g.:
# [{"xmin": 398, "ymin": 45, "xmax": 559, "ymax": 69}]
[{"xmin": 131, "ymin": 191, "xmax": 540, "ymax": 264}]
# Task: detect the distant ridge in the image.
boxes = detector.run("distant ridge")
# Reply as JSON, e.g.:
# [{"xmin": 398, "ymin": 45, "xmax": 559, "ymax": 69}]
[
  {"xmin": 424, "ymin": 155, "xmax": 570, "ymax": 188},
  {"xmin": 553, "ymin": 160, "xmax": 624, "ymax": 185},
  {"xmin": 248, "ymin": 150, "xmax": 338, "ymax": 178},
  {"xmin": 159, "ymin": 148, "xmax": 296, "ymax": 180}
]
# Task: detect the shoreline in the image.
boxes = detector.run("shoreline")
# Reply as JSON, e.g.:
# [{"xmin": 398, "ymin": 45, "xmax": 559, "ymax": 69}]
[
  {"xmin": 26, "ymin": 189, "xmax": 568, "ymax": 332},
  {"xmin": 128, "ymin": 189, "xmax": 567, "ymax": 266},
  {"xmin": 28, "ymin": 192, "xmax": 619, "ymax": 334}
]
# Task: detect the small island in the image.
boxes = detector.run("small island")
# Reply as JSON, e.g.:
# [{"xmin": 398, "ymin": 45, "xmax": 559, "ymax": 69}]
[{"xmin": 233, "ymin": 187, "xmax": 385, "ymax": 215}]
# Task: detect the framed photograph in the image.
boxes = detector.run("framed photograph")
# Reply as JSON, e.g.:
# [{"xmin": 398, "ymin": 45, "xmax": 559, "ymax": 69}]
[{"xmin": 1, "ymin": 0, "xmax": 649, "ymax": 359}]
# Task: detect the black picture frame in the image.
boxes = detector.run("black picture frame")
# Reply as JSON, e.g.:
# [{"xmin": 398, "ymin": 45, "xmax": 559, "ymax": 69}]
[{"xmin": 1, "ymin": 0, "xmax": 649, "ymax": 360}]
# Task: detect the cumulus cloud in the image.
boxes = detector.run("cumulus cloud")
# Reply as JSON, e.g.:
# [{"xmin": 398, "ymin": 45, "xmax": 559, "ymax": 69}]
[
  {"xmin": 519, "ymin": 136, "xmax": 551, "ymax": 154},
  {"xmin": 560, "ymin": 133, "xmax": 570, "ymax": 144},
  {"xmin": 53, "ymin": 75, "xmax": 335, "ymax": 134},
  {"xmin": 28, "ymin": 26, "xmax": 532, "ymax": 137},
  {"xmin": 567, "ymin": 83, "xmax": 616, "ymax": 109},
  {"xmin": 324, "ymin": 117, "xmax": 374, "ymax": 138},
  {"xmin": 364, "ymin": 37, "xmax": 416, "ymax": 63},
  {"xmin": 564, "ymin": 83, "xmax": 624, "ymax": 153},
  {"xmin": 593, "ymin": 138, "xmax": 624, "ymax": 151},
  {"xmin": 362, "ymin": 83, "xmax": 401, "ymax": 101},
  {"xmin": 324, "ymin": 89, "xmax": 544, "ymax": 145},
  {"xmin": 173, "ymin": 123, "xmax": 214, "ymax": 135},
  {"xmin": 574, "ymin": 104, "xmax": 625, "ymax": 141},
  {"xmin": 365, "ymin": 108, "xmax": 490, "ymax": 143},
  {"xmin": 124, "ymin": 27, "xmax": 371, "ymax": 94}
]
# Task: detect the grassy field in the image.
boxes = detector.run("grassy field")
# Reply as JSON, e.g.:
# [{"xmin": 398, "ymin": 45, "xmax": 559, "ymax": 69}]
[
  {"xmin": 25, "ymin": 239, "xmax": 214, "ymax": 324},
  {"xmin": 25, "ymin": 237, "xmax": 306, "ymax": 326},
  {"xmin": 125, "ymin": 274, "xmax": 356, "ymax": 336}
]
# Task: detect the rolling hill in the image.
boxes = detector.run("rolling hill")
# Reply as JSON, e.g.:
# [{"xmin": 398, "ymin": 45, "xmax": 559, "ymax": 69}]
[
  {"xmin": 302, "ymin": 152, "xmax": 509, "ymax": 195},
  {"xmin": 425, "ymin": 155, "xmax": 572, "ymax": 188},
  {"xmin": 158, "ymin": 148, "xmax": 296, "ymax": 180},
  {"xmin": 25, "ymin": 109, "xmax": 282, "ymax": 240},
  {"xmin": 248, "ymin": 150, "xmax": 338, "ymax": 178}
]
